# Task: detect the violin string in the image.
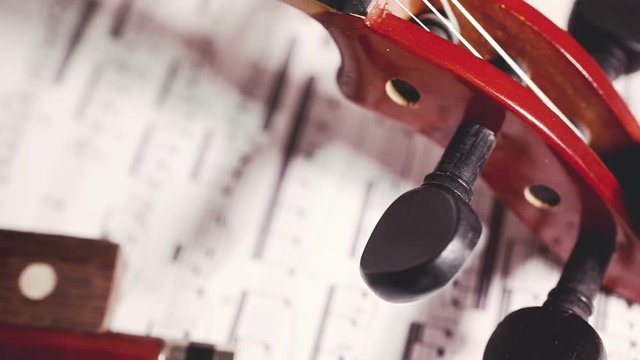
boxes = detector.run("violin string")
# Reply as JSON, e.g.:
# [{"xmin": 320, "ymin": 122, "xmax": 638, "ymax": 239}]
[
  {"xmin": 391, "ymin": 0, "xmax": 480, "ymax": 57},
  {"xmin": 389, "ymin": 0, "xmax": 586, "ymax": 142},
  {"xmin": 391, "ymin": 0, "xmax": 434, "ymax": 34},
  {"xmin": 446, "ymin": 0, "xmax": 585, "ymax": 141},
  {"xmin": 419, "ymin": 0, "xmax": 481, "ymax": 57},
  {"xmin": 440, "ymin": 0, "xmax": 461, "ymax": 36}
]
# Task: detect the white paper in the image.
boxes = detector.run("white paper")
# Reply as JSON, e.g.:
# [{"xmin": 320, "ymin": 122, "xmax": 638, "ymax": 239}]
[{"xmin": 0, "ymin": 0, "xmax": 638, "ymax": 359}]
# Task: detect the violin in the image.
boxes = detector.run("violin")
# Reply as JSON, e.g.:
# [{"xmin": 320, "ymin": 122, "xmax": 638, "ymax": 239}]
[{"xmin": 281, "ymin": 0, "xmax": 640, "ymax": 358}]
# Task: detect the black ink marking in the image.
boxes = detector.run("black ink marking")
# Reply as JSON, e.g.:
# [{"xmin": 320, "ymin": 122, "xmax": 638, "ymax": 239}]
[
  {"xmin": 227, "ymin": 291, "xmax": 248, "ymax": 343},
  {"xmin": 110, "ymin": 0, "xmax": 134, "ymax": 38},
  {"xmin": 263, "ymin": 41, "xmax": 295, "ymax": 130},
  {"xmin": 474, "ymin": 200, "xmax": 506, "ymax": 309},
  {"xmin": 157, "ymin": 60, "xmax": 181, "ymax": 106},
  {"xmin": 451, "ymin": 298, "xmax": 461, "ymax": 308},
  {"xmin": 130, "ymin": 125, "xmax": 154, "ymax": 176},
  {"xmin": 401, "ymin": 322, "xmax": 425, "ymax": 360},
  {"xmin": 278, "ymin": 80, "xmax": 314, "ymax": 165},
  {"xmin": 311, "ymin": 286, "xmax": 335, "ymax": 360},
  {"xmin": 172, "ymin": 244, "xmax": 183, "ymax": 261},
  {"xmin": 500, "ymin": 239, "xmax": 515, "ymax": 277},
  {"xmin": 350, "ymin": 181, "xmax": 373, "ymax": 258},
  {"xmin": 55, "ymin": 0, "xmax": 99, "ymax": 82},
  {"xmin": 253, "ymin": 78, "xmax": 315, "ymax": 258},
  {"xmin": 191, "ymin": 128, "xmax": 214, "ymax": 181}
]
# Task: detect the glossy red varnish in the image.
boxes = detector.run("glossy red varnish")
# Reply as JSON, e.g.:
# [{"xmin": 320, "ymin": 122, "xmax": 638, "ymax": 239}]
[
  {"xmin": 0, "ymin": 325, "xmax": 163, "ymax": 360},
  {"xmin": 310, "ymin": 2, "xmax": 640, "ymax": 300}
]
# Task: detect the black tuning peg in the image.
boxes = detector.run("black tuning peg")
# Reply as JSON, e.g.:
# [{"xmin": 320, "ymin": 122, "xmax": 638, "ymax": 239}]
[
  {"xmin": 483, "ymin": 306, "xmax": 605, "ymax": 360},
  {"xmin": 569, "ymin": 0, "xmax": 640, "ymax": 79},
  {"xmin": 483, "ymin": 232, "xmax": 614, "ymax": 360},
  {"xmin": 360, "ymin": 121, "xmax": 495, "ymax": 302}
]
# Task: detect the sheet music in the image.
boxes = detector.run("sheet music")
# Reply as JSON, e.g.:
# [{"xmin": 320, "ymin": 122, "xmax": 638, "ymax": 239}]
[{"xmin": 0, "ymin": 0, "xmax": 639, "ymax": 359}]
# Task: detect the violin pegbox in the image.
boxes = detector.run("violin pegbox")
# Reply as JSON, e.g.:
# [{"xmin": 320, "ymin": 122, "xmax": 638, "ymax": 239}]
[
  {"xmin": 281, "ymin": 0, "xmax": 640, "ymax": 358},
  {"xmin": 283, "ymin": 0, "xmax": 640, "ymax": 300}
]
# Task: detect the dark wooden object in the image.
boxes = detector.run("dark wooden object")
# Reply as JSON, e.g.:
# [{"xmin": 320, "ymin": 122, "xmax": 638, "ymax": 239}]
[
  {"xmin": 483, "ymin": 232, "xmax": 614, "ymax": 359},
  {"xmin": 0, "ymin": 230, "xmax": 118, "ymax": 332},
  {"xmin": 361, "ymin": 120, "xmax": 496, "ymax": 302},
  {"xmin": 569, "ymin": 0, "xmax": 640, "ymax": 79}
]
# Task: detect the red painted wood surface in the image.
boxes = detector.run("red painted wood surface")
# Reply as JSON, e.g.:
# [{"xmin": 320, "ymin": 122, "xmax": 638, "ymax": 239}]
[
  {"xmin": 0, "ymin": 325, "xmax": 163, "ymax": 360},
  {"xmin": 305, "ymin": 2, "xmax": 640, "ymax": 300}
]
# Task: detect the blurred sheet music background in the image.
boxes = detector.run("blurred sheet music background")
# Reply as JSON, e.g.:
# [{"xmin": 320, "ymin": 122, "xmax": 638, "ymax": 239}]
[{"xmin": 0, "ymin": 0, "xmax": 639, "ymax": 359}]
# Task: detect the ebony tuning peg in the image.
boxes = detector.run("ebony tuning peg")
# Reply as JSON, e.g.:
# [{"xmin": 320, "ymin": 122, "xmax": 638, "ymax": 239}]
[
  {"xmin": 483, "ymin": 306, "xmax": 605, "ymax": 360},
  {"xmin": 569, "ymin": 0, "xmax": 640, "ymax": 219},
  {"xmin": 483, "ymin": 232, "xmax": 614, "ymax": 360},
  {"xmin": 569, "ymin": 0, "xmax": 640, "ymax": 79},
  {"xmin": 360, "ymin": 121, "xmax": 495, "ymax": 302}
]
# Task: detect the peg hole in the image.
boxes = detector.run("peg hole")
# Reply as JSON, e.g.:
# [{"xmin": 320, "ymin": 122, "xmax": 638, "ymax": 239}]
[
  {"xmin": 18, "ymin": 262, "xmax": 58, "ymax": 301},
  {"xmin": 385, "ymin": 79, "xmax": 421, "ymax": 107},
  {"xmin": 524, "ymin": 184, "xmax": 561, "ymax": 209}
]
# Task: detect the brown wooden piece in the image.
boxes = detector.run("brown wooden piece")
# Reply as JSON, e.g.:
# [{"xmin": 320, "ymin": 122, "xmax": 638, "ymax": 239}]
[{"xmin": 0, "ymin": 230, "xmax": 118, "ymax": 332}]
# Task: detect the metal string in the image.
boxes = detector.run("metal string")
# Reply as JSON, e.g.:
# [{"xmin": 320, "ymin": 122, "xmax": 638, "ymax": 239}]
[
  {"xmin": 391, "ymin": 0, "xmax": 481, "ymax": 57},
  {"xmin": 440, "ymin": 0, "xmax": 461, "ymax": 37},
  {"xmin": 447, "ymin": 0, "xmax": 585, "ymax": 140},
  {"xmin": 419, "ymin": 0, "xmax": 481, "ymax": 57},
  {"xmin": 388, "ymin": 0, "xmax": 587, "ymax": 142},
  {"xmin": 391, "ymin": 0, "xmax": 435, "ymax": 34}
]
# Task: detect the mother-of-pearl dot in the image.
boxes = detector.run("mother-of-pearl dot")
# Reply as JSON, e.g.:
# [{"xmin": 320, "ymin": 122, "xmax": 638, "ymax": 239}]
[{"xmin": 18, "ymin": 262, "xmax": 58, "ymax": 301}]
